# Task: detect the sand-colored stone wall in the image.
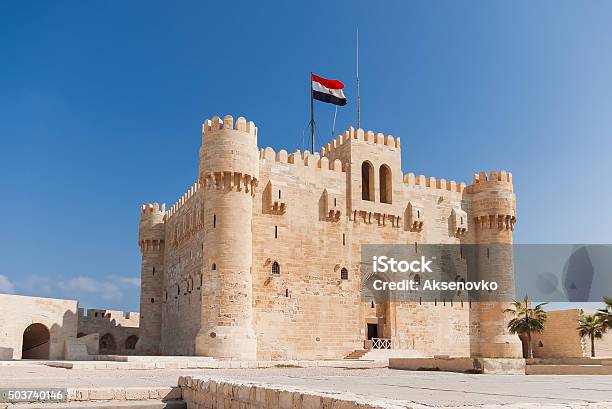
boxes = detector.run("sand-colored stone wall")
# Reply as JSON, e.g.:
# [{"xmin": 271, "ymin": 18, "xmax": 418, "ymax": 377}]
[
  {"xmin": 0, "ymin": 294, "xmax": 78, "ymax": 360},
  {"xmin": 138, "ymin": 115, "xmax": 521, "ymax": 359},
  {"xmin": 532, "ymin": 309, "xmax": 612, "ymax": 358},
  {"xmin": 77, "ymin": 308, "xmax": 139, "ymax": 355}
]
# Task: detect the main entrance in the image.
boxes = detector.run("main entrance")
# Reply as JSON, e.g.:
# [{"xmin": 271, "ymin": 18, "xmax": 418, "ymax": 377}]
[
  {"xmin": 367, "ymin": 323, "xmax": 378, "ymax": 340},
  {"xmin": 21, "ymin": 323, "xmax": 50, "ymax": 359}
]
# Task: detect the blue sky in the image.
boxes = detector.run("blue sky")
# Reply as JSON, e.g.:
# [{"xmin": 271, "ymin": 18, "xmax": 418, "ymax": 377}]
[{"xmin": 1, "ymin": 1, "xmax": 611, "ymax": 311}]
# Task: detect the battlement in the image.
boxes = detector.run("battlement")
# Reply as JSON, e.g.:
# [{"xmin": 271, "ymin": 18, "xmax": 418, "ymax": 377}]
[
  {"xmin": 321, "ymin": 127, "xmax": 400, "ymax": 157},
  {"xmin": 141, "ymin": 202, "xmax": 166, "ymax": 215},
  {"xmin": 471, "ymin": 170, "xmax": 513, "ymax": 184},
  {"xmin": 403, "ymin": 172, "xmax": 467, "ymax": 194},
  {"xmin": 78, "ymin": 308, "xmax": 140, "ymax": 326},
  {"xmin": 202, "ymin": 115, "xmax": 257, "ymax": 139},
  {"xmin": 260, "ymin": 147, "xmax": 345, "ymax": 172},
  {"xmin": 165, "ymin": 181, "xmax": 202, "ymax": 220},
  {"xmin": 466, "ymin": 170, "xmax": 513, "ymax": 194}
]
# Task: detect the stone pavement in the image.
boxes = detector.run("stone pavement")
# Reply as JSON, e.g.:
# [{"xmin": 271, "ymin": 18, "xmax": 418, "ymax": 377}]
[{"xmin": 0, "ymin": 364, "xmax": 611, "ymax": 408}]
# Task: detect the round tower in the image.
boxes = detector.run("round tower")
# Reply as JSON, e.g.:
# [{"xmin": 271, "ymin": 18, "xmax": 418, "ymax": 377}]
[
  {"xmin": 137, "ymin": 202, "xmax": 166, "ymax": 355},
  {"xmin": 195, "ymin": 115, "xmax": 259, "ymax": 360},
  {"xmin": 469, "ymin": 170, "xmax": 523, "ymax": 358}
]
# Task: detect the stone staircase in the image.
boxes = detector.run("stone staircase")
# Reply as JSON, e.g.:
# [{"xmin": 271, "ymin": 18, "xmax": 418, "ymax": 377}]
[{"xmin": 344, "ymin": 349, "xmax": 369, "ymax": 360}]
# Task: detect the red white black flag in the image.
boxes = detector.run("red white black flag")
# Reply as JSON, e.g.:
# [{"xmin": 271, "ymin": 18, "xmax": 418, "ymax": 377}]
[{"xmin": 311, "ymin": 73, "xmax": 347, "ymax": 106}]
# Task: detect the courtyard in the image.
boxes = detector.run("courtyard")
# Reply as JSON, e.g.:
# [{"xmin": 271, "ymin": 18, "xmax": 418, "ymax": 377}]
[{"xmin": 1, "ymin": 363, "xmax": 611, "ymax": 408}]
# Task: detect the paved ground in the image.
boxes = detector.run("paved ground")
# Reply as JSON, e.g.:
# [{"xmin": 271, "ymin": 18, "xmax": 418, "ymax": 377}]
[{"xmin": 1, "ymin": 364, "xmax": 611, "ymax": 407}]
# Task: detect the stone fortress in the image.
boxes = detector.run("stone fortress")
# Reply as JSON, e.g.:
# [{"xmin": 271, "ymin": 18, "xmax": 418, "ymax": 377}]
[{"xmin": 137, "ymin": 114, "xmax": 524, "ymax": 360}]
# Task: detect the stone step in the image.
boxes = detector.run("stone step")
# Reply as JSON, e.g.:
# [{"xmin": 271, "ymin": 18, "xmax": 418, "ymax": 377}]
[
  {"xmin": 344, "ymin": 349, "xmax": 369, "ymax": 359},
  {"xmin": 5, "ymin": 400, "xmax": 186, "ymax": 409}
]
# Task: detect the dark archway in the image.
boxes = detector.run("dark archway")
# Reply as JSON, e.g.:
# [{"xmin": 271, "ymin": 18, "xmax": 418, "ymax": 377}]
[
  {"xmin": 99, "ymin": 333, "xmax": 117, "ymax": 354},
  {"xmin": 125, "ymin": 335, "xmax": 139, "ymax": 350},
  {"xmin": 77, "ymin": 332, "xmax": 86, "ymax": 338},
  {"xmin": 361, "ymin": 161, "xmax": 374, "ymax": 201},
  {"xmin": 379, "ymin": 164, "xmax": 392, "ymax": 204},
  {"xmin": 22, "ymin": 323, "xmax": 50, "ymax": 359}
]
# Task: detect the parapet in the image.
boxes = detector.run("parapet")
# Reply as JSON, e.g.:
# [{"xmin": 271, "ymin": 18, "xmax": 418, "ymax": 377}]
[
  {"xmin": 403, "ymin": 172, "xmax": 466, "ymax": 194},
  {"xmin": 141, "ymin": 202, "xmax": 166, "ymax": 216},
  {"xmin": 465, "ymin": 170, "xmax": 513, "ymax": 194},
  {"xmin": 259, "ymin": 147, "xmax": 345, "ymax": 173},
  {"xmin": 165, "ymin": 181, "xmax": 202, "ymax": 220},
  {"xmin": 202, "ymin": 114, "xmax": 257, "ymax": 140},
  {"xmin": 321, "ymin": 127, "xmax": 400, "ymax": 157}
]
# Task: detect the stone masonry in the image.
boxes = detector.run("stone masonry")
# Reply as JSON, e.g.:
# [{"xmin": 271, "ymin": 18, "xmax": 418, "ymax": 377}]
[{"xmin": 137, "ymin": 114, "xmax": 523, "ymax": 360}]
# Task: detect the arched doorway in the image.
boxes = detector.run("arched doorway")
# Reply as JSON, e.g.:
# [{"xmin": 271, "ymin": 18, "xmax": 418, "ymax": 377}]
[
  {"xmin": 22, "ymin": 323, "xmax": 50, "ymax": 359},
  {"xmin": 99, "ymin": 333, "xmax": 117, "ymax": 354},
  {"xmin": 125, "ymin": 335, "xmax": 138, "ymax": 351}
]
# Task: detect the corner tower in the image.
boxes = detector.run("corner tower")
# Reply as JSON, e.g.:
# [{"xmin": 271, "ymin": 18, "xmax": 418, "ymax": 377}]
[
  {"xmin": 137, "ymin": 203, "xmax": 165, "ymax": 355},
  {"xmin": 468, "ymin": 171, "xmax": 523, "ymax": 358},
  {"xmin": 195, "ymin": 115, "xmax": 259, "ymax": 360}
]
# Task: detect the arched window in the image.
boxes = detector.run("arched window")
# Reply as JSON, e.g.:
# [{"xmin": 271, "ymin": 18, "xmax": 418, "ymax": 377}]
[
  {"xmin": 538, "ymin": 341, "xmax": 544, "ymax": 347},
  {"xmin": 413, "ymin": 274, "xmax": 421, "ymax": 286},
  {"xmin": 211, "ymin": 263, "xmax": 216, "ymax": 270},
  {"xmin": 340, "ymin": 268, "xmax": 349, "ymax": 280},
  {"xmin": 361, "ymin": 161, "xmax": 374, "ymax": 201},
  {"xmin": 125, "ymin": 335, "xmax": 138, "ymax": 350},
  {"xmin": 271, "ymin": 261, "xmax": 280, "ymax": 275},
  {"xmin": 379, "ymin": 164, "xmax": 392, "ymax": 204}
]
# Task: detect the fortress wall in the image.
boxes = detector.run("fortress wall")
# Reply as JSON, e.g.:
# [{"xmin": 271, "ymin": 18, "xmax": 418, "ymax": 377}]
[
  {"xmin": 0, "ymin": 294, "xmax": 78, "ymax": 360},
  {"xmin": 137, "ymin": 116, "xmax": 520, "ymax": 359},
  {"xmin": 161, "ymin": 190, "xmax": 205, "ymax": 355},
  {"xmin": 252, "ymin": 153, "xmax": 357, "ymax": 359},
  {"xmin": 393, "ymin": 302, "xmax": 470, "ymax": 356},
  {"xmin": 252, "ymin": 144, "xmax": 472, "ymax": 359},
  {"xmin": 77, "ymin": 308, "xmax": 139, "ymax": 355},
  {"xmin": 531, "ymin": 309, "xmax": 585, "ymax": 358},
  {"xmin": 532, "ymin": 309, "xmax": 612, "ymax": 358}
]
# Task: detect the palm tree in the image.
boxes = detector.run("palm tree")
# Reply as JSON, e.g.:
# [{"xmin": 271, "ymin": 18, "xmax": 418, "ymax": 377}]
[
  {"xmin": 505, "ymin": 295, "xmax": 548, "ymax": 359},
  {"xmin": 577, "ymin": 314, "xmax": 605, "ymax": 357},
  {"xmin": 595, "ymin": 296, "xmax": 612, "ymax": 331}
]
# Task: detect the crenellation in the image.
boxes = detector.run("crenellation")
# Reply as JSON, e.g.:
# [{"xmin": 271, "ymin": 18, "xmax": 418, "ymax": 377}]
[
  {"xmin": 202, "ymin": 114, "xmax": 258, "ymax": 139},
  {"xmin": 138, "ymin": 113, "xmax": 522, "ymax": 360},
  {"xmin": 403, "ymin": 172, "xmax": 466, "ymax": 193}
]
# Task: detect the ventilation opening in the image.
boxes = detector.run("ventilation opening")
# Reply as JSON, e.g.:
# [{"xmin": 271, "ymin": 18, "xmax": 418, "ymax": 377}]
[
  {"xmin": 271, "ymin": 261, "xmax": 280, "ymax": 275},
  {"xmin": 340, "ymin": 267, "xmax": 348, "ymax": 280}
]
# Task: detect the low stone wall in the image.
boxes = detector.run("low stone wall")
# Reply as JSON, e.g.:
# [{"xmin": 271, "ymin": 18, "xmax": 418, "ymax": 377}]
[
  {"xmin": 389, "ymin": 357, "xmax": 526, "ymax": 374},
  {"xmin": 179, "ymin": 376, "xmax": 406, "ymax": 409}
]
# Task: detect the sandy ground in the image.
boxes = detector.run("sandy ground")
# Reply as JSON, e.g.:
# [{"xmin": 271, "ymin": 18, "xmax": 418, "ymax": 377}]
[{"xmin": 1, "ymin": 364, "xmax": 611, "ymax": 407}]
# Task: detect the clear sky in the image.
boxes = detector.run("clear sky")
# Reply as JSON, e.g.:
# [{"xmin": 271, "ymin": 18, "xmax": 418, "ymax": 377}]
[{"xmin": 1, "ymin": 1, "xmax": 611, "ymax": 312}]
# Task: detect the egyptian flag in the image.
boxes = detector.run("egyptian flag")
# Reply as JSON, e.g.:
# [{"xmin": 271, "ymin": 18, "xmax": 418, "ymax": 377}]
[{"xmin": 312, "ymin": 73, "xmax": 347, "ymax": 106}]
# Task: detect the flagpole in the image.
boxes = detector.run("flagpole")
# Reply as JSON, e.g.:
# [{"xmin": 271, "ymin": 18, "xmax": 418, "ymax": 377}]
[
  {"xmin": 310, "ymin": 71, "xmax": 315, "ymax": 153},
  {"xmin": 356, "ymin": 28, "xmax": 361, "ymax": 129}
]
